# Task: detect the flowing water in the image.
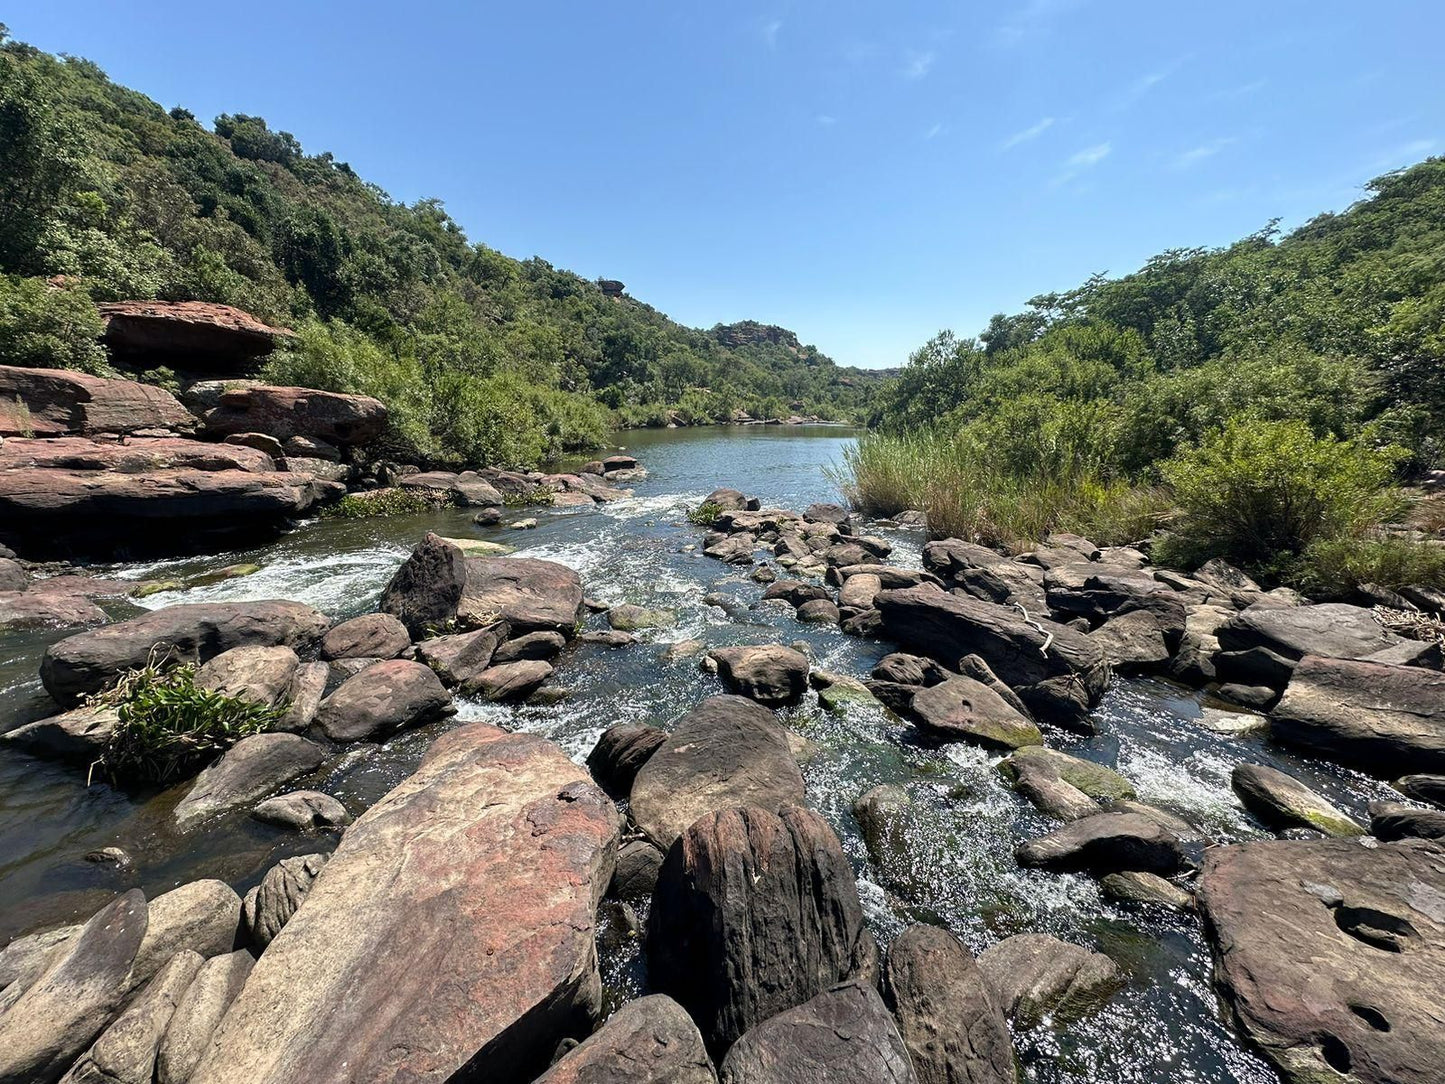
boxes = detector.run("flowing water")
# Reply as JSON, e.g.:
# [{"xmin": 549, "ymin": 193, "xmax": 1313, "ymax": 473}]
[{"xmin": 0, "ymin": 425, "xmax": 1403, "ymax": 1082}]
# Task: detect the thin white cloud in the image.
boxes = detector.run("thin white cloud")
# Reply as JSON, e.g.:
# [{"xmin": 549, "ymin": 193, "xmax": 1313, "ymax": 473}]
[
  {"xmin": 1002, "ymin": 116, "xmax": 1055, "ymax": 150},
  {"xmin": 1052, "ymin": 141, "xmax": 1111, "ymax": 187},
  {"xmin": 1173, "ymin": 137, "xmax": 1236, "ymax": 169},
  {"xmin": 903, "ymin": 50, "xmax": 936, "ymax": 80},
  {"xmin": 1114, "ymin": 58, "xmax": 1187, "ymax": 108},
  {"xmin": 760, "ymin": 18, "xmax": 782, "ymax": 49},
  {"xmin": 924, "ymin": 123, "xmax": 944, "ymax": 140},
  {"xmin": 816, "ymin": 114, "xmax": 838, "ymax": 126},
  {"xmin": 995, "ymin": 0, "xmax": 1087, "ymax": 47},
  {"xmin": 1209, "ymin": 79, "xmax": 1266, "ymax": 101}
]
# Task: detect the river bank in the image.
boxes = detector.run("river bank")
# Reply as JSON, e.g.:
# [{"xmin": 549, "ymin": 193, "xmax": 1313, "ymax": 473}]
[{"xmin": 0, "ymin": 425, "xmax": 1439, "ymax": 1083}]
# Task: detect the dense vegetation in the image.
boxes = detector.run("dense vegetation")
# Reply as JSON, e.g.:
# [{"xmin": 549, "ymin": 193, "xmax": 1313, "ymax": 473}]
[
  {"xmin": 0, "ymin": 29, "xmax": 878, "ymax": 467},
  {"xmin": 845, "ymin": 157, "xmax": 1445, "ymax": 590}
]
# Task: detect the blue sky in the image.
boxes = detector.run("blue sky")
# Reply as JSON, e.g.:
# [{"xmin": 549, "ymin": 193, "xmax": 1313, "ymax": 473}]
[{"xmin": 12, "ymin": 1, "xmax": 1443, "ymax": 367}]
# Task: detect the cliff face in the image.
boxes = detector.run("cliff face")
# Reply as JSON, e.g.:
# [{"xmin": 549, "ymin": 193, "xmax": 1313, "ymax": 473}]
[{"xmin": 710, "ymin": 321, "xmax": 803, "ymax": 353}]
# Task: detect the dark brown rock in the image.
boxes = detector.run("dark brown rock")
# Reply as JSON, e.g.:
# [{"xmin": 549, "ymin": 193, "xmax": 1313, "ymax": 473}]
[
  {"xmin": 1217, "ymin": 603, "xmax": 1438, "ymax": 688},
  {"xmin": 320, "ymin": 613, "xmax": 411, "ymax": 660},
  {"xmin": 610, "ymin": 839, "xmax": 666, "ymax": 900},
  {"xmin": 1368, "ymin": 800, "xmax": 1445, "ymax": 841},
  {"xmin": 0, "ymin": 364, "xmax": 196, "ymax": 437},
  {"xmin": 471, "ymin": 659, "xmax": 553, "ymax": 701},
  {"xmin": 313, "ymin": 659, "xmax": 453, "ymax": 741},
  {"xmin": 201, "ymin": 385, "xmax": 385, "ymax": 446},
  {"xmin": 648, "ymin": 806, "xmax": 879, "ymax": 1055},
  {"xmin": 1395, "ymin": 774, "xmax": 1445, "ymax": 807},
  {"xmin": 708, "ymin": 645, "xmax": 809, "ymax": 706},
  {"xmin": 1015, "ymin": 812, "xmax": 1185, "ymax": 875},
  {"xmin": 587, "ymin": 723, "xmax": 666, "ymax": 797},
  {"xmin": 976, "ymin": 933, "xmax": 1123, "ymax": 1027},
  {"xmin": 98, "ymin": 300, "xmax": 292, "ymax": 366},
  {"xmin": 533, "ymin": 994, "xmax": 717, "ymax": 1084}
]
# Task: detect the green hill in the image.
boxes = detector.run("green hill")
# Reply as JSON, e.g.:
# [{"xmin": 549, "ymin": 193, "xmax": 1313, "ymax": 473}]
[{"xmin": 0, "ymin": 27, "xmax": 879, "ymax": 468}]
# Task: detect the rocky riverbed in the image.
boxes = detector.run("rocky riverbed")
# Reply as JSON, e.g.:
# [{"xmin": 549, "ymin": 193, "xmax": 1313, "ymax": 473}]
[{"xmin": 1, "ymin": 423, "xmax": 1442, "ymax": 1084}]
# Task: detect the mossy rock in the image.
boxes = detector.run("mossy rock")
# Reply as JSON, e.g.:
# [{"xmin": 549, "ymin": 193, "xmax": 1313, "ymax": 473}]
[
  {"xmin": 186, "ymin": 563, "xmax": 261, "ymax": 587},
  {"xmin": 1001, "ymin": 746, "xmax": 1136, "ymax": 801},
  {"xmin": 131, "ymin": 580, "xmax": 183, "ymax": 598},
  {"xmin": 607, "ymin": 604, "xmax": 676, "ymax": 632},
  {"xmin": 440, "ymin": 536, "xmax": 515, "ymax": 557}
]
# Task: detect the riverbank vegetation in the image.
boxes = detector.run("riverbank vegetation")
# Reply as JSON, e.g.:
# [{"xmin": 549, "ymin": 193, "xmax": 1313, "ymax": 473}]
[
  {"xmin": 846, "ymin": 156, "xmax": 1445, "ymax": 591},
  {"xmin": 0, "ymin": 29, "xmax": 882, "ymax": 468}
]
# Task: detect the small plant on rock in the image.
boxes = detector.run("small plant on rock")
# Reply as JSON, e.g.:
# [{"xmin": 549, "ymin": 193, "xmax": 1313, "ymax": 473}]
[{"xmin": 687, "ymin": 501, "xmax": 723, "ymax": 526}]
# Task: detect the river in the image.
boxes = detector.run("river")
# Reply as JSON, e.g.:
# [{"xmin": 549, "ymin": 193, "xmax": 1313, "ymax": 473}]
[{"xmin": 0, "ymin": 424, "xmax": 1402, "ymax": 1082}]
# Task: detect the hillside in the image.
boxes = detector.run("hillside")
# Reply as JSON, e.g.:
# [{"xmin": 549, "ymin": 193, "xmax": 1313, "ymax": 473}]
[{"xmin": 0, "ymin": 28, "xmax": 879, "ymax": 468}]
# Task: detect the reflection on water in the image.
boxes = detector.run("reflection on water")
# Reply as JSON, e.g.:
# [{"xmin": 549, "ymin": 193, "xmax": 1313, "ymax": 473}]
[{"xmin": 2, "ymin": 424, "xmax": 1391, "ymax": 1081}]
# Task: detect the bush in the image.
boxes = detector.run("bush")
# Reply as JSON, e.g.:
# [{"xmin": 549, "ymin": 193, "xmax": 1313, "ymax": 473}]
[
  {"xmin": 321, "ymin": 487, "xmax": 444, "ymax": 519},
  {"xmin": 0, "ymin": 274, "xmax": 107, "ymax": 372},
  {"xmin": 687, "ymin": 501, "xmax": 723, "ymax": 526},
  {"xmin": 1156, "ymin": 418, "xmax": 1403, "ymax": 574},
  {"xmin": 95, "ymin": 662, "xmax": 286, "ymax": 784},
  {"xmin": 1297, "ymin": 535, "xmax": 1445, "ymax": 595}
]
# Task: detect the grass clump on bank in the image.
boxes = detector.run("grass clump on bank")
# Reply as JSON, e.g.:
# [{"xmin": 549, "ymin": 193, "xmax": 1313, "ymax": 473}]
[
  {"xmin": 322, "ymin": 487, "xmax": 448, "ymax": 519},
  {"xmin": 93, "ymin": 662, "xmax": 286, "ymax": 785}
]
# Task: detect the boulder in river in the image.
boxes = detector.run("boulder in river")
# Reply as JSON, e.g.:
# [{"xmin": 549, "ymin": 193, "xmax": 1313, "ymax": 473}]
[
  {"xmin": 194, "ymin": 645, "xmax": 299, "ymax": 707},
  {"xmin": 533, "ymin": 994, "xmax": 717, "ymax": 1084},
  {"xmin": 1367, "ymin": 800, "xmax": 1445, "ymax": 841},
  {"xmin": 908, "ymin": 676, "xmax": 1043, "ymax": 750},
  {"xmin": 607, "ymin": 603, "xmax": 676, "ymax": 631},
  {"xmin": 2, "ymin": 704, "xmax": 120, "ymax": 763},
  {"xmin": 200, "ymin": 384, "xmax": 386, "ymax": 446},
  {"xmin": 240, "ymin": 853, "xmax": 329, "ymax": 950},
  {"xmin": 313, "ymin": 659, "xmax": 454, "ymax": 742},
  {"xmin": 708, "ymin": 644, "xmax": 810, "ymax": 706},
  {"xmin": 0, "ymin": 889, "xmax": 148, "ymax": 1084},
  {"xmin": 648, "ymin": 805, "xmax": 879, "ymax": 1055},
  {"xmin": 718, "ymin": 981, "xmax": 915, "ymax": 1084},
  {"xmin": 586, "ymin": 722, "xmax": 666, "ymax": 797},
  {"xmin": 875, "ymin": 586, "xmax": 1109, "ymax": 721},
  {"xmin": 251, "ymin": 790, "xmax": 350, "ymax": 831},
  {"xmin": 1015, "ymin": 811, "xmax": 1186, "ymax": 876},
  {"xmin": 132, "ymin": 880, "xmax": 242, "ymax": 990},
  {"xmin": 883, "ymin": 924, "xmax": 1017, "ymax": 1084},
  {"xmin": 188, "ymin": 724, "xmax": 620, "ymax": 1084},
  {"xmin": 610, "ymin": 839, "xmax": 666, "ymax": 901},
  {"xmin": 1006, "ymin": 755, "xmax": 1100, "ymax": 821},
  {"xmin": 1099, "ymin": 870, "xmax": 1194, "ymax": 911},
  {"xmin": 1270, "ymin": 655, "xmax": 1445, "ymax": 775},
  {"xmin": 173, "ymin": 733, "xmax": 326, "ymax": 830},
  {"xmin": 1230, "ymin": 763, "xmax": 1363, "ymax": 837},
  {"xmin": 0, "ymin": 364, "xmax": 197, "ymax": 437},
  {"xmin": 1197, "ymin": 836, "xmax": 1445, "ymax": 1084},
  {"xmin": 319, "ymin": 613, "xmax": 411, "ymax": 660},
  {"xmin": 976, "ymin": 933, "xmax": 1124, "ymax": 1027},
  {"xmin": 1216, "ymin": 603, "xmax": 1439, "ymax": 688},
  {"xmin": 413, "ymin": 622, "xmax": 508, "ymax": 687},
  {"xmin": 629, "ymin": 695, "xmax": 805, "ymax": 849},
  {"xmin": 40, "ymin": 601, "xmax": 330, "ymax": 706},
  {"xmin": 999, "ymin": 746, "xmax": 1135, "ymax": 802},
  {"xmin": 469, "ymin": 658, "xmax": 553, "ymax": 701},
  {"xmin": 1394, "ymin": 774, "xmax": 1445, "ymax": 807}
]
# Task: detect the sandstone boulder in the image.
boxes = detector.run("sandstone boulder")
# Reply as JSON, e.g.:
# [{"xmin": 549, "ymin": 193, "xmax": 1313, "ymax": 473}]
[
  {"xmin": 173, "ymin": 734, "xmax": 325, "ymax": 830},
  {"xmin": 1216, "ymin": 603, "xmax": 1438, "ymax": 688},
  {"xmin": 194, "ymin": 645, "xmax": 299, "ymax": 707},
  {"xmin": 533, "ymin": 994, "xmax": 717, "ymax": 1084},
  {"xmin": 251, "ymin": 790, "xmax": 350, "ymax": 831},
  {"xmin": 0, "ymin": 365, "xmax": 196, "ymax": 437},
  {"xmin": 1230, "ymin": 763, "xmax": 1363, "ymax": 837},
  {"xmin": 2, "ymin": 705, "xmax": 120, "ymax": 763},
  {"xmin": 188, "ymin": 725, "xmax": 620, "ymax": 1084},
  {"xmin": 319, "ymin": 613, "xmax": 411, "ymax": 660},
  {"xmin": 201, "ymin": 385, "xmax": 385, "ymax": 446},
  {"xmin": 1015, "ymin": 811, "xmax": 1185, "ymax": 875},
  {"xmin": 708, "ymin": 645, "xmax": 809, "ymax": 706},
  {"xmin": 629, "ymin": 696, "xmax": 805, "ymax": 850},
  {"xmin": 314, "ymin": 659, "xmax": 453, "ymax": 742},
  {"xmin": 976, "ymin": 933, "xmax": 1123, "ymax": 1027},
  {"xmin": 470, "ymin": 659, "xmax": 553, "ymax": 701},
  {"xmin": 413, "ymin": 622, "xmax": 508, "ymax": 687},
  {"xmin": 1368, "ymin": 800, "xmax": 1445, "ymax": 841},
  {"xmin": 240, "ymin": 853, "xmax": 329, "ymax": 950},
  {"xmin": 587, "ymin": 722, "xmax": 666, "ymax": 797},
  {"xmin": 155, "ymin": 950, "xmax": 254, "ymax": 1084},
  {"xmin": 98, "ymin": 300, "xmax": 292, "ymax": 366},
  {"xmin": 909, "ymin": 676, "xmax": 1043, "ymax": 750},
  {"xmin": 649, "ymin": 806, "xmax": 879, "ymax": 1054}
]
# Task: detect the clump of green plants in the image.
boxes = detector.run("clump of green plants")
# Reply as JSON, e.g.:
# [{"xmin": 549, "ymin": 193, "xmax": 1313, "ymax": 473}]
[
  {"xmin": 93, "ymin": 661, "xmax": 286, "ymax": 785},
  {"xmin": 1296, "ymin": 535, "xmax": 1445, "ymax": 596},
  {"xmin": 0, "ymin": 274, "xmax": 109, "ymax": 373},
  {"xmin": 504, "ymin": 488, "xmax": 555, "ymax": 508},
  {"xmin": 322, "ymin": 487, "xmax": 445, "ymax": 518},
  {"xmin": 687, "ymin": 501, "xmax": 723, "ymax": 526}
]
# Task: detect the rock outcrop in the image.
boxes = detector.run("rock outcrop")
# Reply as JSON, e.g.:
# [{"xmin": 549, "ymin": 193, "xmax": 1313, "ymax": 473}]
[
  {"xmin": 0, "ymin": 365, "xmax": 196, "ymax": 437},
  {"xmin": 98, "ymin": 300, "xmax": 294, "ymax": 367},
  {"xmin": 188, "ymin": 724, "xmax": 619, "ymax": 1084},
  {"xmin": 533, "ymin": 994, "xmax": 717, "ymax": 1084},
  {"xmin": 649, "ymin": 805, "xmax": 879, "ymax": 1054},
  {"xmin": 200, "ymin": 385, "xmax": 386, "ymax": 446}
]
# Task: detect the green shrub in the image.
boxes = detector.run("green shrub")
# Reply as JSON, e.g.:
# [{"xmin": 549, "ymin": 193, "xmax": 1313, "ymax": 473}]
[
  {"xmin": 321, "ymin": 487, "xmax": 443, "ymax": 519},
  {"xmin": 95, "ymin": 662, "xmax": 286, "ymax": 784},
  {"xmin": 687, "ymin": 501, "xmax": 723, "ymax": 526},
  {"xmin": 0, "ymin": 274, "xmax": 107, "ymax": 372},
  {"xmin": 1297, "ymin": 535, "xmax": 1445, "ymax": 595},
  {"xmin": 1156, "ymin": 418, "xmax": 1403, "ymax": 574}
]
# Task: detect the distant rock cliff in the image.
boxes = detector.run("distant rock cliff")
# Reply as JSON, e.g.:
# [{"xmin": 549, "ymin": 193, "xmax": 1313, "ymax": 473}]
[{"xmin": 710, "ymin": 321, "xmax": 803, "ymax": 353}]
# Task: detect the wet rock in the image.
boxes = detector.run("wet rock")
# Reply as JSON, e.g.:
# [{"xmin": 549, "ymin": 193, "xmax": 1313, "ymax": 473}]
[
  {"xmin": 314, "ymin": 659, "xmax": 453, "ymax": 741},
  {"xmin": 704, "ymin": 488, "xmax": 756, "ymax": 513},
  {"xmin": 1015, "ymin": 812, "xmax": 1185, "ymax": 875},
  {"xmin": 999, "ymin": 746, "xmax": 1135, "ymax": 801},
  {"xmin": 750, "ymin": 564, "xmax": 777, "ymax": 584},
  {"xmin": 872, "ymin": 653, "xmax": 950, "ymax": 687},
  {"xmin": 194, "ymin": 645, "xmax": 299, "ymax": 707},
  {"xmin": 471, "ymin": 659, "xmax": 553, "ymax": 701},
  {"xmin": 578, "ymin": 629, "xmax": 634, "ymax": 647},
  {"xmin": 607, "ymin": 604, "xmax": 675, "ymax": 631},
  {"xmin": 1367, "ymin": 800, "xmax": 1445, "ymax": 840},
  {"xmin": 319, "ymin": 613, "xmax": 411, "ymax": 660},
  {"xmin": 1216, "ymin": 603, "xmax": 1439, "ymax": 688},
  {"xmin": 795, "ymin": 598, "xmax": 841, "ymax": 624},
  {"xmin": 414, "ymin": 622, "xmax": 508, "ymax": 688},
  {"xmin": 40, "ymin": 601, "xmax": 329, "ymax": 707},
  {"xmin": 910, "ymin": 676, "xmax": 1042, "ymax": 750},
  {"xmin": 976, "ymin": 933, "xmax": 1124, "ymax": 1027},
  {"xmin": 1105, "ymin": 800, "xmax": 1205, "ymax": 842},
  {"xmin": 1198, "ymin": 837, "xmax": 1445, "ymax": 1084},
  {"xmin": 703, "ymin": 533, "xmax": 755, "ymax": 564},
  {"xmin": 587, "ymin": 722, "xmax": 666, "ymax": 797},
  {"xmin": 804, "ymin": 502, "xmax": 851, "ymax": 525},
  {"xmin": 883, "ymin": 924, "xmax": 1016, "ymax": 1084},
  {"xmin": 277, "ymin": 661, "xmax": 328, "ymax": 732},
  {"xmin": 0, "ymin": 889, "xmax": 148, "ymax": 1084},
  {"xmin": 173, "ymin": 733, "xmax": 326, "ymax": 830},
  {"xmin": 610, "ymin": 839, "xmax": 666, "ymax": 900},
  {"xmin": 155, "ymin": 949, "xmax": 254, "ymax": 1084},
  {"xmin": 492, "ymin": 630, "xmax": 567, "ymax": 662},
  {"xmin": 1216, "ymin": 683, "xmax": 1277, "ymax": 711},
  {"xmin": 649, "ymin": 806, "xmax": 879, "ymax": 1054},
  {"xmin": 85, "ymin": 846, "xmax": 133, "ymax": 871},
  {"xmin": 708, "ymin": 644, "xmax": 810, "ymax": 706},
  {"xmin": 1230, "ymin": 763, "xmax": 1363, "ymax": 837},
  {"xmin": 875, "ymin": 587, "xmax": 1109, "ymax": 721},
  {"xmin": 240, "ymin": 853, "xmax": 329, "ymax": 950},
  {"xmin": 251, "ymin": 790, "xmax": 350, "ymax": 830},
  {"xmin": 188, "ymin": 724, "xmax": 619, "ymax": 1084},
  {"xmin": 1394, "ymin": 774, "xmax": 1445, "ymax": 807},
  {"xmin": 533, "ymin": 993, "xmax": 716, "ymax": 1083},
  {"xmin": 852, "ymin": 784, "xmax": 912, "ymax": 863},
  {"xmin": 811, "ymin": 670, "xmax": 880, "ymax": 711},
  {"xmin": 1087, "ymin": 609, "xmax": 1170, "ymax": 671},
  {"xmin": 1007, "ymin": 757, "xmax": 1099, "ymax": 821},
  {"xmin": 1099, "ymin": 871, "xmax": 1193, "ymax": 911},
  {"xmin": 1271, "ymin": 655, "xmax": 1445, "ymax": 775},
  {"xmin": 762, "ymin": 580, "xmax": 829, "ymax": 607},
  {"xmin": 3, "ymin": 704, "xmax": 120, "ymax": 763},
  {"xmin": 1045, "ymin": 562, "xmax": 1186, "ymax": 647},
  {"xmin": 664, "ymin": 638, "xmax": 707, "ymax": 661},
  {"xmin": 59, "ymin": 949, "xmax": 205, "ymax": 1084},
  {"xmin": 0, "ymin": 364, "xmax": 197, "ymax": 437},
  {"xmin": 719, "ymin": 980, "xmax": 914, "ymax": 1083},
  {"xmin": 630, "ymin": 695, "xmax": 805, "ymax": 849}
]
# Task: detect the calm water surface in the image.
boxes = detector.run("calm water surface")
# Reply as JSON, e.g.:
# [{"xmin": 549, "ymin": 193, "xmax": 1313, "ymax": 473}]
[{"xmin": 0, "ymin": 425, "xmax": 1399, "ymax": 1082}]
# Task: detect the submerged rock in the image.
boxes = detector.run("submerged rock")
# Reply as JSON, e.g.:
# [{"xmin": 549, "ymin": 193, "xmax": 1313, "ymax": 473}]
[
  {"xmin": 533, "ymin": 994, "xmax": 717, "ymax": 1084},
  {"xmin": 1099, "ymin": 870, "xmax": 1193, "ymax": 911},
  {"xmin": 1198, "ymin": 837, "xmax": 1445, "ymax": 1084},
  {"xmin": 1367, "ymin": 800, "xmax": 1445, "ymax": 841},
  {"xmin": 188, "ymin": 725, "xmax": 620, "ymax": 1084},
  {"xmin": 251, "ymin": 790, "xmax": 350, "ymax": 831},
  {"xmin": 719, "ymin": 981, "xmax": 915, "ymax": 1084},
  {"xmin": 629, "ymin": 695, "xmax": 805, "ymax": 850},
  {"xmin": 852, "ymin": 784, "xmax": 912, "ymax": 863},
  {"xmin": 976, "ymin": 933, "xmax": 1123, "ymax": 1027},
  {"xmin": 649, "ymin": 806, "xmax": 879, "ymax": 1054},
  {"xmin": 883, "ymin": 924, "xmax": 1016, "ymax": 1084},
  {"xmin": 1230, "ymin": 763, "xmax": 1363, "ymax": 837},
  {"xmin": 607, "ymin": 603, "xmax": 676, "ymax": 631},
  {"xmin": 999, "ymin": 746, "xmax": 1135, "ymax": 802}
]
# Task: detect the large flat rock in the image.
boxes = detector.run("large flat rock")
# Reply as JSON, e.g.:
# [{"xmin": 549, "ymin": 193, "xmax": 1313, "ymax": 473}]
[
  {"xmin": 0, "ymin": 365, "xmax": 196, "ymax": 437},
  {"xmin": 1198, "ymin": 837, "xmax": 1445, "ymax": 1084},
  {"xmin": 200, "ymin": 385, "xmax": 385, "ymax": 446},
  {"xmin": 1217, "ymin": 603, "xmax": 1438, "ymax": 687},
  {"xmin": 99, "ymin": 300, "xmax": 292, "ymax": 366},
  {"xmin": 41, "ymin": 601, "xmax": 330, "ymax": 705},
  {"xmin": 188, "ymin": 724, "xmax": 619, "ymax": 1084},
  {"xmin": 0, "ymin": 436, "xmax": 276, "ymax": 473}
]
